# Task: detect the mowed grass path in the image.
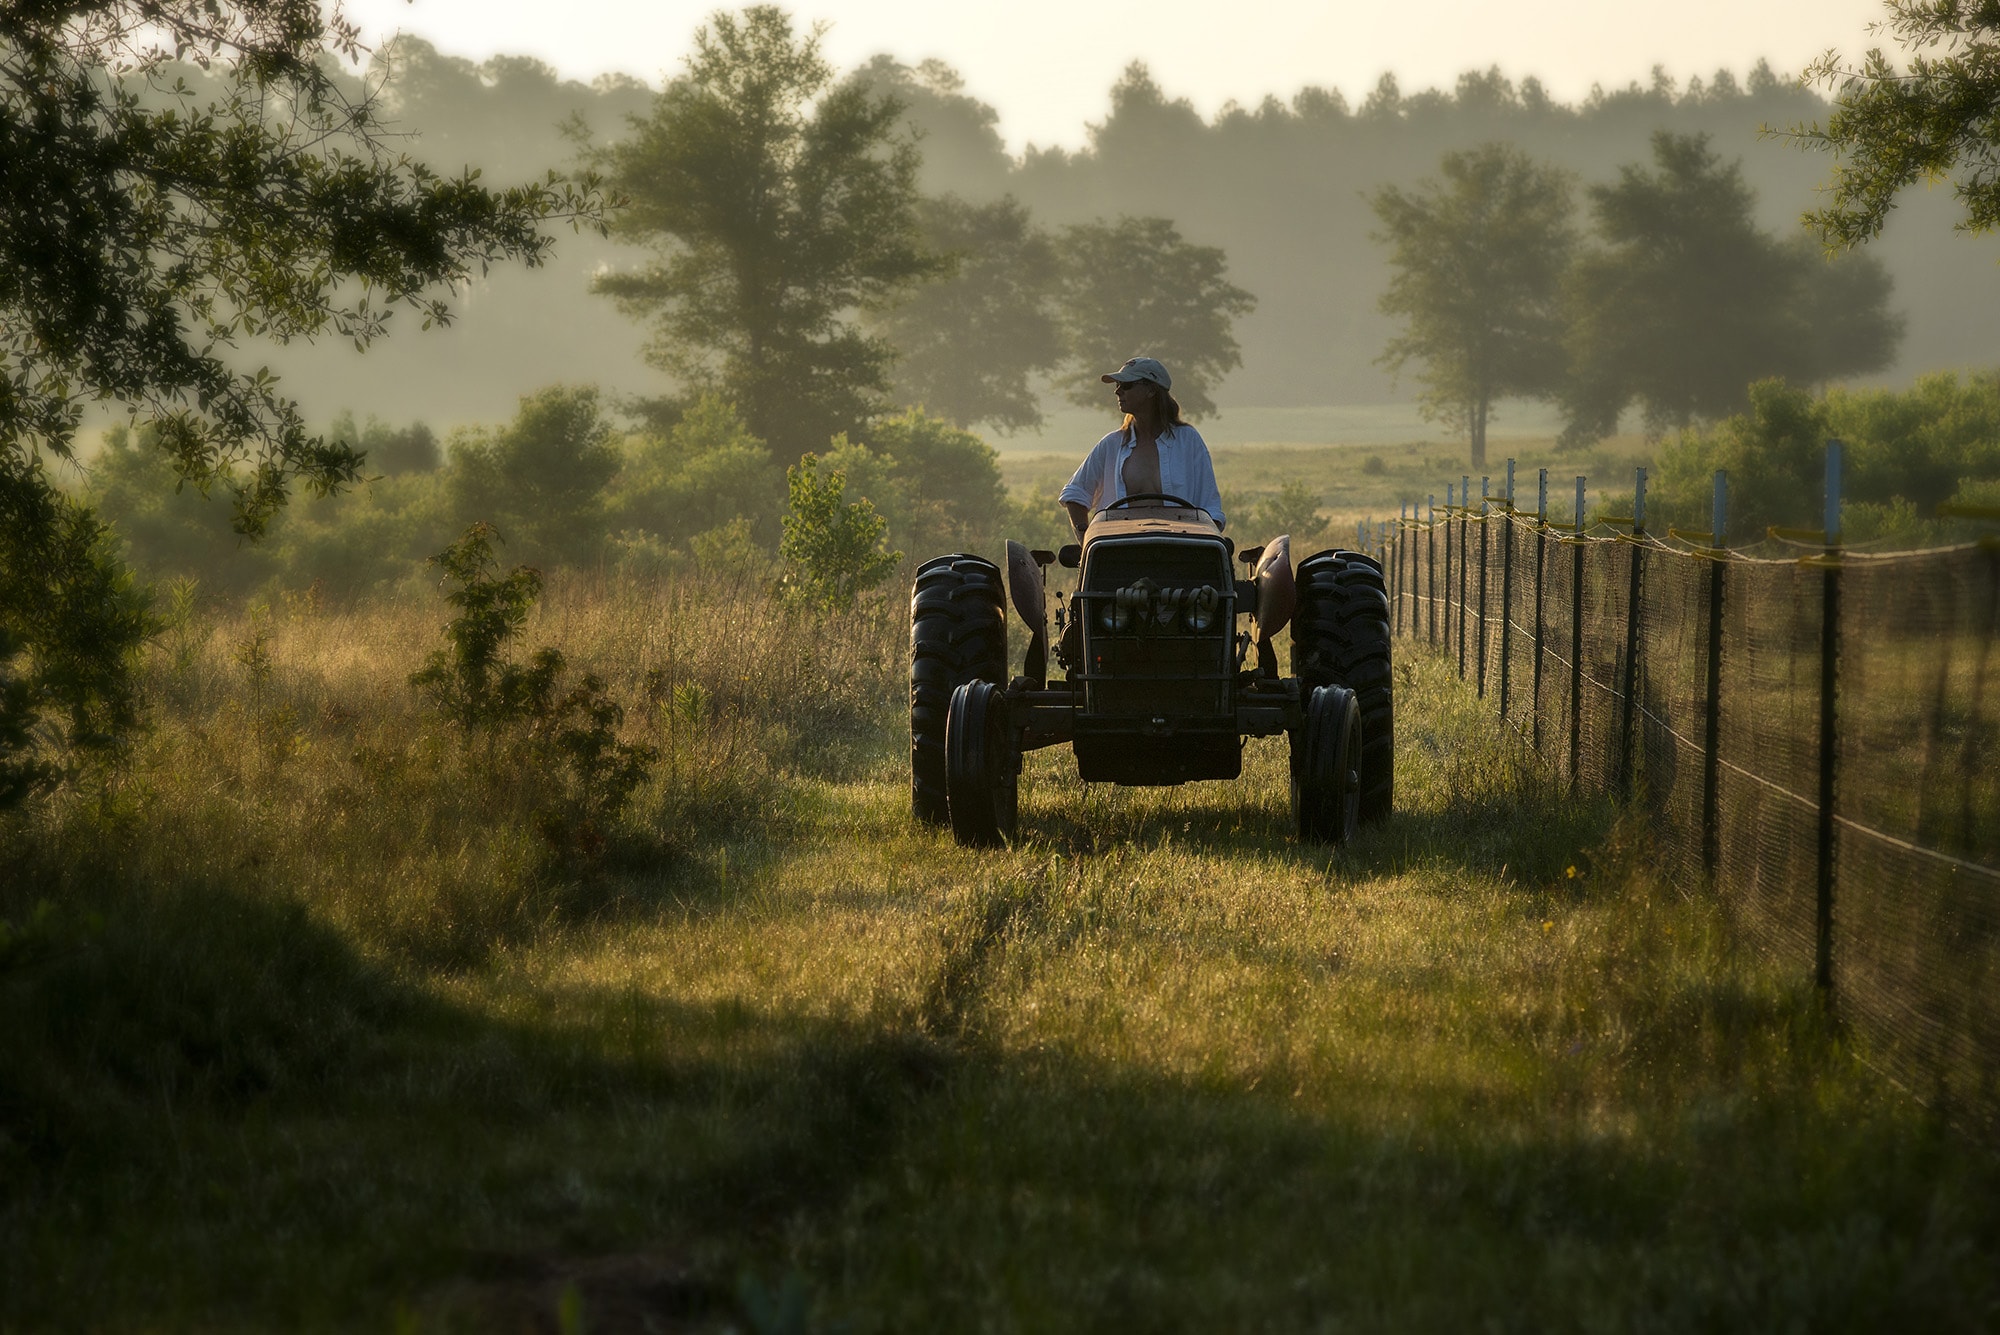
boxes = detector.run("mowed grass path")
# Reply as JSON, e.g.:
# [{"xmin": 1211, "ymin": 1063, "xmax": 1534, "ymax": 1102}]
[{"xmin": 6, "ymin": 644, "xmax": 1995, "ymax": 1331}]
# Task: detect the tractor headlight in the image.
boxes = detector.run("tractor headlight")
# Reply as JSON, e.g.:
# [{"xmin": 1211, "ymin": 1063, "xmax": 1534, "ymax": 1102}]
[{"xmin": 1184, "ymin": 585, "xmax": 1220, "ymax": 632}]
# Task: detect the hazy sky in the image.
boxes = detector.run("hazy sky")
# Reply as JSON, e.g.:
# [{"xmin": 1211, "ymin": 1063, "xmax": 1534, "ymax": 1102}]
[{"xmin": 340, "ymin": 0, "xmax": 1891, "ymax": 152}]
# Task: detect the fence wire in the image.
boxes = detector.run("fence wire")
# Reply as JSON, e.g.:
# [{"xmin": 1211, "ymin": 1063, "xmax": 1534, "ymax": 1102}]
[{"xmin": 1388, "ymin": 511, "xmax": 2000, "ymax": 1137}]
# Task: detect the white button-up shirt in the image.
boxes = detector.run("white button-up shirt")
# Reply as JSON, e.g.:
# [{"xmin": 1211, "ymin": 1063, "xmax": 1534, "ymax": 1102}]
[{"xmin": 1059, "ymin": 423, "xmax": 1226, "ymax": 529}]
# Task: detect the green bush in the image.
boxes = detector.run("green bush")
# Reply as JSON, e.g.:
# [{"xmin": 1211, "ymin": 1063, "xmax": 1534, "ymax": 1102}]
[
  {"xmin": 1241, "ymin": 478, "xmax": 1329, "ymax": 546},
  {"xmin": 410, "ymin": 524, "xmax": 657, "ymax": 853},
  {"xmin": 865, "ymin": 408, "xmax": 1007, "ymax": 551},
  {"xmin": 88, "ymin": 425, "xmax": 272, "ymax": 599},
  {"xmin": 264, "ymin": 471, "xmax": 454, "ymax": 600},
  {"xmin": 450, "ymin": 386, "xmax": 623, "ymax": 568},
  {"xmin": 1, "ymin": 453, "xmax": 152, "ymax": 808},
  {"xmin": 607, "ymin": 393, "xmax": 783, "ymax": 550},
  {"xmin": 1653, "ymin": 372, "xmax": 2000, "ymax": 539},
  {"xmin": 778, "ymin": 454, "xmax": 902, "ymax": 611}
]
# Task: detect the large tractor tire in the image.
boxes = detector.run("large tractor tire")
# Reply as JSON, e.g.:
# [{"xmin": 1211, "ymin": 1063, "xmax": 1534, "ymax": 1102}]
[
  {"xmin": 910, "ymin": 554, "xmax": 1007, "ymax": 824},
  {"xmin": 1291, "ymin": 683, "xmax": 1362, "ymax": 845},
  {"xmin": 1291, "ymin": 549, "xmax": 1393, "ymax": 823},
  {"xmin": 945, "ymin": 679, "xmax": 1019, "ymax": 847}
]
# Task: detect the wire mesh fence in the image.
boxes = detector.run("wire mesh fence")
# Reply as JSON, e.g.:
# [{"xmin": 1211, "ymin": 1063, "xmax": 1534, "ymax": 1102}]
[{"xmin": 1379, "ymin": 489, "xmax": 2000, "ymax": 1137}]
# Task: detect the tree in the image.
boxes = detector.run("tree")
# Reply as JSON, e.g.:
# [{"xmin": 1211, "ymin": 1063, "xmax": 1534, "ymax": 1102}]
[
  {"xmin": 449, "ymin": 387, "xmax": 624, "ymax": 568},
  {"xmin": 1785, "ymin": 2, "xmax": 2000, "ymax": 246},
  {"xmin": 1371, "ymin": 144, "xmax": 1576, "ymax": 469},
  {"xmin": 1560, "ymin": 132, "xmax": 1902, "ymax": 442},
  {"xmin": 867, "ymin": 196, "xmax": 1064, "ymax": 433},
  {"xmin": 1, "ymin": 0, "xmax": 600, "ymax": 796},
  {"xmin": 1053, "ymin": 216, "xmax": 1257, "ymax": 418},
  {"xmin": 330, "ymin": 413, "xmax": 441, "ymax": 477},
  {"xmin": 590, "ymin": 7, "xmax": 943, "ymax": 462}
]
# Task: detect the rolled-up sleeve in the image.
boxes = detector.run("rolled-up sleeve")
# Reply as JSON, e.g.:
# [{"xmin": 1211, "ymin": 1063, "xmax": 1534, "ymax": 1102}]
[
  {"xmin": 1060, "ymin": 433, "xmax": 1116, "ymax": 511},
  {"xmin": 1178, "ymin": 428, "xmax": 1226, "ymax": 529}
]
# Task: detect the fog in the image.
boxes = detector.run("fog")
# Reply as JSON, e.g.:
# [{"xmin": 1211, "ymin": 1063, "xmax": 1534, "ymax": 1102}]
[{"xmin": 244, "ymin": 40, "xmax": 2000, "ymax": 445}]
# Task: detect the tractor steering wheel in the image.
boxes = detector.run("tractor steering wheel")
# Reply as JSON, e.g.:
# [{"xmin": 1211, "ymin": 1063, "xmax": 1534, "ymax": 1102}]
[{"xmin": 1103, "ymin": 492, "xmax": 1203, "ymax": 513}]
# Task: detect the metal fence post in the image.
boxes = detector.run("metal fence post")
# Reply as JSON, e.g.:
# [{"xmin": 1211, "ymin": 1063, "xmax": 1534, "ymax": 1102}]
[
  {"xmin": 1618, "ymin": 467, "xmax": 1647, "ymax": 801},
  {"xmin": 1570, "ymin": 475, "xmax": 1586, "ymax": 790},
  {"xmin": 1395, "ymin": 504, "xmax": 1407, "ymax": 636},
  {"xmin": 1477, "ymin": 475, "xmax": 1491, "ymax": 698},
  {"xmin": 1459, "ymin": 474, "xmax": 1471, "ymax": 679},
  {"xmin": 1533, "ymin": 468, "xmax": 1548, "ymax": 752},
  {"xmin": 1427, "ymin": 495, "xmax": 1438, "ymax": 645},
  {"xmin": 1448, "ymin": 481, "xmax": 1464, "ymax": 663},
  {"xmin": 1702, "ymin": 470, "xmax": 1728, "ymax": 884},
  {"xmin": 1817, "ymin": 440, "xmax": 1844, "ymax": 998},
  {"xmin": 1499, "ymin": 459, "xmax": 1516, "ymax": 719}
]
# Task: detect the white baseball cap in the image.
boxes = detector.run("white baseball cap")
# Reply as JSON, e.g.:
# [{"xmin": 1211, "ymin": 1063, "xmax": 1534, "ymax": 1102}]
[{"xmin": 1100, "ymin": 356, "xmax": 1171, "ymax": 390}]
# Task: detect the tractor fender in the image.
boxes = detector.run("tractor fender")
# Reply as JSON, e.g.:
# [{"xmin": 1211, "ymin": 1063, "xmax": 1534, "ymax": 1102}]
[
  {"xmin": 1006, "ymin": 539, "xmax": 1044, "ymax": 628},
  {"xmin": 1254, "ymin": 534, "xmax": 1294, "ymax": 640}
]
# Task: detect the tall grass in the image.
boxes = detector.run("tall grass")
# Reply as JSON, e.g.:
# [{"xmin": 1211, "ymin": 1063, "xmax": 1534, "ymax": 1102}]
[{"xmin": 2, "ymin": 575, "xmax": 1994, "ymax": 1332}]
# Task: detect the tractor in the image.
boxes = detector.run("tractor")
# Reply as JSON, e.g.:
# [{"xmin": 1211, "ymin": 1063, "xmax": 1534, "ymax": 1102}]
[{"xmin": 909, "ymin": 493, "xmax": 1393, "ymax": 847}]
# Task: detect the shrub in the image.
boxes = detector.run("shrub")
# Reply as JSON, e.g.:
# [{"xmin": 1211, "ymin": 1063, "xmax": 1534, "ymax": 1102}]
[
  {"xmin": 410, "ymin": 524, "xmax": 657, "ymax": 851},
  {"xmin": 778, "ymin": 454, "xmax": 902, "ymax": 611},
  {"xmin": 1250, "ymin": 478, "xmax": 1330, "ymax": 546},
  {"xmin": 1653, "ymin": 373, "xmax": 2000, "ymax": 537},
  {"xmin": 1, "ymin": 454, "xmax": 152, "ymax": 808},
  {"xmin": 607, "ymin": 393, "xmax": 783, "ymax": 549},
  {"xmin": 449, "ymin": 386, "xmax": 623, "ymax": 568},
  {"xmin": 865, "ymin": 408, "xmax": 1006, "ymax": 550}
]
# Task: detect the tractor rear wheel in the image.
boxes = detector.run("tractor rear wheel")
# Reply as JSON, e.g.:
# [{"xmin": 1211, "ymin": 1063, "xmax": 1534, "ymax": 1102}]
[
  {"xmin": 910, "ymin": 555, "xmax": 1007, "ymax": 824},
  {"xmin": 1291, "ymin": 549, "xmax": 1393, "ymax": 822},
  {"xmin": 945, "ymin": 679, "xmax": 1018, "ymax": 846},
  {"xmin": 1291, "ymin": 683, "xmax": 1361, "ymax": 845}
]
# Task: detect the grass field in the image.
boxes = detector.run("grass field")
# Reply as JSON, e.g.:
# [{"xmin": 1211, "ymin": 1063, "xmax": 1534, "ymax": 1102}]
[
  {"xmin": 3, "ymin": 567, "xmax": 1996, "ymax": 1333},
  {"xmin": 998, "ymin": 425, "xmax": 1657, "ymax": 545}
]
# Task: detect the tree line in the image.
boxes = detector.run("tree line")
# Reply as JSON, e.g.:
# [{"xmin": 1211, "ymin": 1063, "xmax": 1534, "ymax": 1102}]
[
  {"xmin": 225, "ymin": 23, "xmax": 2000, "ymax": 429},
  {"xmin": 1372, "ymin": 133, "xmax": 1901, "ymax": 467}
]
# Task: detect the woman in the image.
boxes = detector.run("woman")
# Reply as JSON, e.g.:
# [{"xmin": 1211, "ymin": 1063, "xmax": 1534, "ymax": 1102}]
[{"xmin": 1058, "ymin": 356, "xmax": 1225, "ymax": 542}]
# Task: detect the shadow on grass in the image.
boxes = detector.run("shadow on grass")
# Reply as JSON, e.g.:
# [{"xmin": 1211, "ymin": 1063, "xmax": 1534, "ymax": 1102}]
[
  {"xmin": 830, "ymin": 1048, "xmax": 2000, "ymax": 1334},
  {"xmin": 0, "ymin": 867, "xmax": 953, "ymax": 1332},
  {"xmin": 5, "ymin": 862, "xmax": 1995, "ymax": 1333}
]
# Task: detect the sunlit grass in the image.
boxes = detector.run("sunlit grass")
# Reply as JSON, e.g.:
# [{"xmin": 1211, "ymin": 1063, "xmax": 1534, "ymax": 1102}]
[{"xmin": 2, "ymin": 578, "xmax": 1993, "ymax": 1332}]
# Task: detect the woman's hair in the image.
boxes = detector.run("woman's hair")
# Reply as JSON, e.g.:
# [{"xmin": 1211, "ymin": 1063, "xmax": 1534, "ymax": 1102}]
[{"xmin": 1120, "ymin": 380, "xmax": 1187, "ymax": 440}]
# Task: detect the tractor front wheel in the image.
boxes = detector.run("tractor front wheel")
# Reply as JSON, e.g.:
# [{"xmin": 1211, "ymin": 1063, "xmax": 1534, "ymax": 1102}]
[
  {"xmin": 910, "ymin": 555, "xmax": 1007, "ymax": 824},
  {"xmin": 945, "ymin": 679, "xmax": 1019, "ymax": 847},
  {"xmin": 1292, "ymin": 683, "xmax": 1361, "ymax": 846},
  {"xmin": 1292, "ymin": 549, "xmax": 1393, "ymax": 822}
]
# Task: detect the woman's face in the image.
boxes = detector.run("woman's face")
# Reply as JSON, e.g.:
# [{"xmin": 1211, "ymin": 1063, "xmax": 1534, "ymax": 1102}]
[{"xmin": 1114, "ymin": 379, "xmax": 1150, "ymax": 414}]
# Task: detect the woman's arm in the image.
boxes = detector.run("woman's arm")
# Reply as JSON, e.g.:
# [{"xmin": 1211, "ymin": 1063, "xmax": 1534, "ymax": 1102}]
[
  {"xmin": 1058, "ymin": 432, "xmax": 1118, "ymax": 540},
  {"xmin": 1062, "ymin": 500, "xmax": 1091, "ymax": 541}
]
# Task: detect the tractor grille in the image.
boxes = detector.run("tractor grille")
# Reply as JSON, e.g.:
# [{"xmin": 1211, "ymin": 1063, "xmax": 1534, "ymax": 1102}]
[{"xmin": 1077, "ymin": 539, "xmax": 1233, "ymax": 718}]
